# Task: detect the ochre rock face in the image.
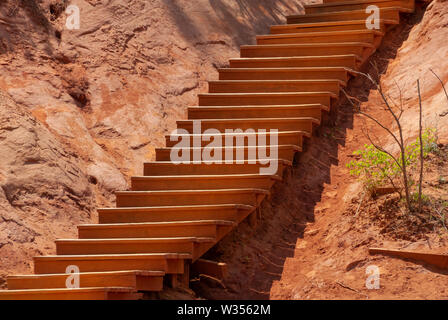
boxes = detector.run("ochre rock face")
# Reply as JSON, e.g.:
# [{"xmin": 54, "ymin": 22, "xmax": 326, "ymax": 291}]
[
  {"xmin": 0, "ymin": 91, "xmax": 95, "ymax": 286},
  {"xmin": 375, "ymin": 0, "xmax": 448, "ymax": 147}
]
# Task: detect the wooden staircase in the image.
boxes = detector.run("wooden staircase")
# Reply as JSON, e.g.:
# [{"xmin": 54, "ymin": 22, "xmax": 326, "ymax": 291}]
[{"xmin": 0, "ymin": 0, "xmax": 418, "ymax": 300}]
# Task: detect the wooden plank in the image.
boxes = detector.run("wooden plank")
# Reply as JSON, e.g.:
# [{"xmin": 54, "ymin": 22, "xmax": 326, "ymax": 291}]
[
  {"xmin": 369, "ymin": 248, "xmax": 448, "ymax": 269},
  {"xmin": 191, "ymin": 259, "xmax": 228, "ymax": 280}
]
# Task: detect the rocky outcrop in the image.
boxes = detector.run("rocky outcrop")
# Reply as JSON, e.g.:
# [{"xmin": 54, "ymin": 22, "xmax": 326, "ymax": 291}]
[{"xmin": 0, "ymin": 90, "xmax": 96, "ymax": 286}]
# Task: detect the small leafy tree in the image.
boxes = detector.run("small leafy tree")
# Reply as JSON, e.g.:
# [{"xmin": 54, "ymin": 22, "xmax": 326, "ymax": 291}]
[
  {"xmin": 347, "ymin": 129, "xmax": 438, "ymax": 201},
  {"xmin": 342, "ymin": 64, "xmax": 444, "ymax": 212}
]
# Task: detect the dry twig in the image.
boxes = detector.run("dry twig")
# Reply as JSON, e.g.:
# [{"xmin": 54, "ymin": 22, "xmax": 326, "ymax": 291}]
[
  {"xmin": 417, "ymin": 80, "xmax": 424, "ymax": 213},
  {"xmin": 429, "ymin": 69, "xmax": 448, "ymax": 117}
]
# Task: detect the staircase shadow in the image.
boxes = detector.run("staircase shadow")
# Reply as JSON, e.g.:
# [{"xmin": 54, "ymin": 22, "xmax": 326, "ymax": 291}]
[
  {"xmin": 190, "ymin": 6, "xmax": 428, "ymax": 300},
  {"xmin": 192, "ymin": 94, "xmax": 353, "ymax": 301}
]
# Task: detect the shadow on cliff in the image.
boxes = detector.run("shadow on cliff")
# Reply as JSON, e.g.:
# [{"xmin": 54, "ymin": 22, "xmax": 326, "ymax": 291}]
[{"xmin": 162, "ymin": 0, "xmax": 304, "ymax": 47}]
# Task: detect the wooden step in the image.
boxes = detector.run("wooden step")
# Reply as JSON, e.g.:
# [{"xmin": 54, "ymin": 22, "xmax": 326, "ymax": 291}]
[
  {"xmin": 131, "ymin": 173, "xmax": 281, "ymax": 191},
  {"xmin": 143, "ymin": 160, "xmax": 292, "ymax": 176},
  {"xmin": 156, "ymin": 145, "xmax": 300, "ymax": 163},
  {"xmin": 271, "ymin": 19, "xmax": 395, "ymax": 34},
  {"xmin": 229, "ymin": 55, "xmax": 359, "ymax": 69},
  {"xmin": 7, "ymin": 271, "xmax": 164, "ymax": 292},
  {"xmin": 166, "ymin": 131, "xmax": 306, "ymax": 148},
  {"xmin": 176, "ymin": 117, "xmax": 319, "ymax": 134},
  {"xmin": 97, "ymin": 204, "xmax": 253, "ymax": 224},
  {"xmin": 115, "ymin": 188, "xmax": 269, "ymax": 208},
  {"xmin": 33, "ymin": 253, "xmax": 190, "ymax": 275},
  {"xmin": 322, "ymin": 0, "xmax": 417, "ymax": 2},
  {"xmin": 0, "ymin": 287, "xmax": 142, "ymax": 300},
  {"xmin": 240, "ymin": 42, "xmax": 374, "ymax": 59},
  {"xmin": 305, "ymin": 0, "xmax": 414, "ymax": 14},
  {"xmin": 208, "ymin": 80, "xmax": 343, "ymax": 94},
  {"xmin": 219, "ymin": 67, "xmax": 351, "ymax": 82},
  {"xmin": 78, "ymin": 220, "xmax": 235, "ymax": 239},
  {"xmin": 322, "ymin": 0, "xmax": 379, "ymax": 2},
  {"xmin": 55, "ymin": 238, "xmax": 215, "ymax": 260},
  {"xmin": 257, "ymin": 30, "xmax": 382, "ymax": 46},
  {"xmin": 286, "ymin": 7, "xmax": 402, "ymax": 24},
  {"xmin": 188, "ymin": 104, "xmax": 328, "ymax": 121},
  {"xmin": 322, "ymin": 0, "xmax": 398, "ymax": 2},
  {"xmin": 198, "ymin": 92, "xmax": 336, "ymax": 108}
]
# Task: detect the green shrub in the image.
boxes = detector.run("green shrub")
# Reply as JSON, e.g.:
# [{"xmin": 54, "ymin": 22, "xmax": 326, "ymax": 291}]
[
  {"xmin": 347, "ymin": 144, "xmax": 400, "ymax": 193},
  {"xmin": 347, "ymin": 128, "xmax": 438, "ymax": 194}
]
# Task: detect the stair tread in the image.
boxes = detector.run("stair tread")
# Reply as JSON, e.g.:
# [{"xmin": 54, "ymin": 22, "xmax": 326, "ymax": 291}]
[
  {"xmin": 178, "ymin": 116, "xmax": 321, "ymax": 120},
  {"xmin": 198, "ymin": 91, "xmax": 338, "ymax": 98},
  {"xmin": 34, "ymin": 253, "xmax": 192, "ymax": 260},
  {"xmin": 158, "ymin": 145, "xmax": 301, "ymax": 152},
  {"xmin": 80, "ymin": 220, "xmax": 236, "ymax": 228},
  {"xmin": 8, "ymin": 270, "xmax": 165, "ymax": 279},
  {"xmin": 258, "ymin": 29, "xmax": 384, "ymax": 39},
  {"xmin": 271, "ymin": 19, "xmax": 398, "ymax": 30},
  {"xmin": 241, "ymin": 42, "xmax": 374, "ymax": 48},
  {"xmin": 209, "ymin": 79, "xmax": 346, "ymax": 85},
  {"xmin": 192, "ymin": 102, "xmax": 337, "ymax": 114},
  {"xmin": 56, "ymin": 237, "xmax": 215, "ymax": 244},
  {"xmin": 190, "ymin": 104, "xmax": 328, "ymax": 111},
  {"xmin": 219, "ymin": 66, "xmax": 350, "ymax": 72},
  {"xmin": 169, "ymin": 129, "xmax": 311, "ymax": 137},
  {"xmin": 230, "ymin": 54, "xmax": 362, "ymax": 62},
  {"xmin": 0, "ymin": 287, "xmax": 137, "ymax": 294},
  {"xmin": 287, "ymin": 6, "xmax": 408, "ymax": 19},
  {"xmin": 218, "ymin": 68, "xmax": 356, "ymax": 78},
  {"xmin": 132, "ymin": 174, "xmax": 282, "ymax": 180},
  {"xmin": 98, "ymin": 204, "xmax": 254, "ymax": 211},
  {"xmin": 306, "ymin": 0, "xmax": 410, "ymax": 9},
  {"xmin": 209, "ymin": 79, "xmax": 342, "ymax": 82},
  {"xmin": 177, "ymin": 117, "xmax": 320, "ymax": 124},
  {"xmin": 145, "ymin": 159, "xmax": 293, "ymax": 165},
  {"xmin": 116, "ymin": 188, "xmax": 270, "ymax": 195}
]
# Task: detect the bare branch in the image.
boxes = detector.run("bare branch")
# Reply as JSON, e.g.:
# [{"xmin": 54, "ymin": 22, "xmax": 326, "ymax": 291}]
[
  {"xmin": 364, "ymin": 128, "xmax": 403, "ymax": 171},
  {"xmin": 393, "ymin": 79, "xmax": 404, "ymax": 119},
  {"xmin": 417, "ymin": 79, "xmax": 424, "ymax": 213},
  {"xmin": 348, "ymin": 69, "xmax": 403, "ymax": 129},
  {"xmin": 429, "ymin": 68, "xmax": 448, "ymax": 117},
  {"xmin": 342, "ymin": 88, "xmax": 403, "ymax": 148}
]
